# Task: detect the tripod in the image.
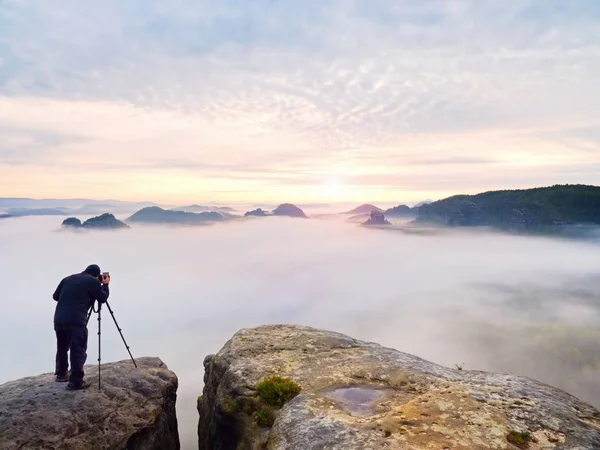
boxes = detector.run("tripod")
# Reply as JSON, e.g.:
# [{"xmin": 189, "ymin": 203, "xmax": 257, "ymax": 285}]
[{"xmin": 86, "ymin": 300, "xmax": 137, "ymax": 389}]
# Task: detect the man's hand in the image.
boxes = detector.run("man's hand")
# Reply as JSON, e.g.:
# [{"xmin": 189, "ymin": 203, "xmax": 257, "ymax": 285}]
[{"xmin": 102, "ymin": 274, "xmax": 111, "ymax": 285}]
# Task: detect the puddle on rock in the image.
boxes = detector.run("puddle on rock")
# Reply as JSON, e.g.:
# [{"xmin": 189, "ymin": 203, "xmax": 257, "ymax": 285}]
[{"xmin": 325, "ymin": 386, "xmax": 385, "ymax": 417}]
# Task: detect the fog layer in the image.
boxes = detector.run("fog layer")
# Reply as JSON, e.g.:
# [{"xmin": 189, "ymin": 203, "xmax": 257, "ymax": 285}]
[{"xmin": 1, "ymin": 216, "xmax": 599, "ymax": 449}]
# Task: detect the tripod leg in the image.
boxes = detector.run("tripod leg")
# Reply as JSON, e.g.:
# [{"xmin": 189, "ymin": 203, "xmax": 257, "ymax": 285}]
[
  {"xmin": 104, "ymin": 301, "xmax": 137, "ymax": 368},
  {"xmin": 97, "ymin": 303, "xmax": 102, "ymax": 390},
  {"xmin": 86, "ymin": 307, "xmax": 93, "ymax": 326}
]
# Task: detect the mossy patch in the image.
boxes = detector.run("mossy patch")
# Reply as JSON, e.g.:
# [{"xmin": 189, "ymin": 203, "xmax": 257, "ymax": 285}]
[
  {"xmin": 224, "ymin": 397, "xmax": 239, "ymax": 414},
  {"xmin": 254, "ymin": 407, "xmax": 275, "ymax": 427},
  {"xmin": 256, "ymin": 376, "xmax": 301, "ymax": 407},
  {"xmin": 507, "ymin": 430, "xmax": 531, "ymax": 448}
]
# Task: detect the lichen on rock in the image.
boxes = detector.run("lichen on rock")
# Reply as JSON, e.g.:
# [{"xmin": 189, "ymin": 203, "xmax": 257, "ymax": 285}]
[{"xmin": 197, "ymin": 325, "xmax": 600, "ymax": 450}]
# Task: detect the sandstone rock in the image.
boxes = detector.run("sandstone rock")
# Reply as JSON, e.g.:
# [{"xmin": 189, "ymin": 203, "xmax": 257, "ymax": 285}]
[
  {"xmin": 127, "ymin": 206, "xmax": 224, "ymax": 225},
  {"xmin": 82, "ymin": 213, "xmax": 130, "ymax": 229},
  {"xmin": 62, "ymin": 217, "xmax": 83, "ymax": 227},
  {"xmin": 61, "ymin": 213, "xmax": 129, "ymax": 229},
  {"xmin": 198, "ymin": 325, "xmax": 600, "ymax": 450},
  {"xmin": 244, "ymin": 208, "xmax": 268, "ymax": 217},
  {"xmin": 0, "ymin": 357, "xmax": 179, "ymax": 450},
  {"xmin": 362, "ymin": 210, "xmax": 391, "ymax": 226},
  {"xmin": 271, "ymin": 204, "xmax": 307, "ymax": 218}
]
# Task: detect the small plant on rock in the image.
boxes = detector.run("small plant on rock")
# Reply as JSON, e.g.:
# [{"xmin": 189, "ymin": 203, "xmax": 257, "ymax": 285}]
[
  {"xmin": 254, "ymin": 407, "xmax": 275, "ymax": 427},
  {"xmin": 256, "ymin": 376, "xmax": 301, "ymax": 407},
  {"xmin": 507, "ymin": 430, "xmax": 532, "ymax": 448}
]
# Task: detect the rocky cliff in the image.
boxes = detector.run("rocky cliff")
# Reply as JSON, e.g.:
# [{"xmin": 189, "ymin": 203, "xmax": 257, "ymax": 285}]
[
  {"xmin": 198, "ymin": 325, "xmax": 600, "ymax": 450},
  {"xmin": 0, "ymin": 357, "xmax": 179, "ymax": 450}
]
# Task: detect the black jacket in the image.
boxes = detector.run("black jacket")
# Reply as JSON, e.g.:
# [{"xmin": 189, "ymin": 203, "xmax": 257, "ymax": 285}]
[{"xmin": 53, "ymin": 272, "xmax": 110, "ymax": 325}]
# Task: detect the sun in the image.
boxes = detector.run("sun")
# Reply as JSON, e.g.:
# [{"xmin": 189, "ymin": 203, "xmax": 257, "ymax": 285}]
[{"xmin": 322, "ymin": 178, "xmax": 344, "ymax": 199}]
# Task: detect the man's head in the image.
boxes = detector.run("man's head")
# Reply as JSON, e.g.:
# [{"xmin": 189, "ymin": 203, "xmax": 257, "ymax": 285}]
[{"xmin": 84, "ymin": 264, "xmax": 101, "ymax": 278}]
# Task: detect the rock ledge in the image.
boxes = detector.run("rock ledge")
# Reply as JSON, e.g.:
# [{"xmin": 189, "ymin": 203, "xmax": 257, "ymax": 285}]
[
  {"xmin": 198, "ymin": 325, "xmax": 600, "ymax": 450},
  {"xmin": 0, "ymin": 357, "xmax": 179, "ymax": 450}
]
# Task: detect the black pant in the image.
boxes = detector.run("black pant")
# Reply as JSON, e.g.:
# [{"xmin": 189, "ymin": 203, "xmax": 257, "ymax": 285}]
[{"xmin": 54, "ymin": 323, "xmax": 88, "ymax": 386}]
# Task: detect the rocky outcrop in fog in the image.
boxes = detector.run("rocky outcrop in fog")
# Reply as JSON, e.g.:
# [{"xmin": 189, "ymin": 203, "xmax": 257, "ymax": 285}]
[
  {"xmin": 244, "ymin": 208, "xmax": 267, "ymax": 217},
  {"xmin": 0, "ymin": 357, "xmax": 179, "ymax": 450},
  {"xmin": 272, "ymin": 204, "xmax": 307, "ymax": 218},
  {"xmin": 61, "ymin": 213, "xmax": 129, "ymax": 229},
  {"xmin": 198, "ymin": 325, "xmax": 600, "ymax": 450},
  {"xmin": 127, "ymin": 206, "xmax": 226, "ymax": 225},
  {"xmin": 362, "ymin": 210, "xmax": 391, "ymax": 226}
]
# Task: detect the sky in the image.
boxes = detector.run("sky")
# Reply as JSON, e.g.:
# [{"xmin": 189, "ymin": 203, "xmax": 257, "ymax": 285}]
[
  {"xmin": 1, "ymin": 0, "xmax": 600, "ymax": 204},
  {"xmin": 1, "ymin": 216, "xmax": 599, "ymax": 447}
]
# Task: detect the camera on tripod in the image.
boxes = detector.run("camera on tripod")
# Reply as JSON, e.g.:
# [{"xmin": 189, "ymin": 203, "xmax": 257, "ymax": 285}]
[{"xmin": 86, "ymin": 272, "xmax": 137, "ymax": 389}]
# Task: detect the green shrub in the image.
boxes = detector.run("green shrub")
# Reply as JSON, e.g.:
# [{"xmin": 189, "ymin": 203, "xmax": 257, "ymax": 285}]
[
  {"xmin": 254, "ymin": 407, "xmax": 275, "ymax": 427},
  {"xmin": 256, "ymin": 376, "xmax": 301, "ymax": 407},
  {"xmin": 507, "ymin": 430, "xmax": 531, "ymax": 448}
]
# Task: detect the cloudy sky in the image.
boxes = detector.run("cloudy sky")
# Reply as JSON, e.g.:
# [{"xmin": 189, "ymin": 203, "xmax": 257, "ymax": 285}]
[{"xmin": 1, "ymin": 0, "xmax": 599, "ymax": 204}]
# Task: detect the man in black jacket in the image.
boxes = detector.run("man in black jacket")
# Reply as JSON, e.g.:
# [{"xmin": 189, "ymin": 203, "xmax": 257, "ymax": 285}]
[{"xmin": 53, "ymin": 264, "xmax": 110, "ymax": 390}]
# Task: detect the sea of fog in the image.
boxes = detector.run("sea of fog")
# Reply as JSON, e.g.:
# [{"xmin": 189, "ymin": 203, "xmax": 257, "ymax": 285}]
[{"xmin": 1, "ymin": 215, "xmax": 599, "ymax": 449}]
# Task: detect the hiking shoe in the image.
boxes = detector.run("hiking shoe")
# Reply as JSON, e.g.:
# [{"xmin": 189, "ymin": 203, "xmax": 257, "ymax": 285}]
[
  {"xmin": 55, "ymin": 373, "xmax": 70, "ymax": 382},
  {"xmin": 66, "ymin": 381, "xmax": 90, "ymax": 391}
]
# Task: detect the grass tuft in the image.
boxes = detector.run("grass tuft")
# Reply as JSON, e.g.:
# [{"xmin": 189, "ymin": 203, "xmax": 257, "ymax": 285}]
[
  {"xmin": 507, "ymin": 430, "xmax": 532, "ymax": 448},
  {"xmin": 254, "ymin": 407, "xmax": 275, "ymax": 427},
  {"xmin": 256, "ymin": 376, "xmax": 301, "ymax": 407}
]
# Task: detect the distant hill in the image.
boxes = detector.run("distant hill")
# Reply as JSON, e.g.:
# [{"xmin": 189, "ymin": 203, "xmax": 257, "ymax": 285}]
[
  {"xmin": 127, "ymin": 206, "xmax": 226, "ymax": 225},
  {"xmin": 0, "ymin": 198, "xmax": 158, "ymax": 211},
  {"xmin": 68, "ymin": 204, "xmax": 152, "ymax": 215},
  {"xmin": 244, "ymin": 208, "xmax": 267, "ymax": 217},
  {"xmin": 343, "ymin": 204, "xmax": 382, "ymax": 215},
  {"xmin": 346, "ymin": 213, "xmax": 370, "ymax": 222},
  {"xmin": 272, "ymin": 204, "xmax": 307, "ymax": 218},
  {"xmin": 172, "ymin": 204, "xmax": 235, "ymax": 213},
  {"xmin": 7, "ymin": 208, "xmax": 66, "ymax": 216},
  {"xmin": 416, "ymin": 184, "xmax": 600, "ymax": 233},
  {"xmin": 384, "ymin": 204, "xmax": 416, "ymax": 217},
  {"xmin": 413, "ymin": 200, "xmax": 434, "ymax": 208},
  {"xmin": 251, "ymin": 203, "xmax": 331, "ymax": 210},
  {"xmin": 62, "ymin": 213, "xmax": 129, "ymax": 229},
  {"xmin": 0, "ymin": 214, "xmax": 11, "ymax": 219}
]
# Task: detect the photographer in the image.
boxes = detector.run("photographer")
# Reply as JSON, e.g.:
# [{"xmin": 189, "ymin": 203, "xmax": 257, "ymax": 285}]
[{"xmin": 52, "ymin": 264, "xmax": 110, "ymax": 390}]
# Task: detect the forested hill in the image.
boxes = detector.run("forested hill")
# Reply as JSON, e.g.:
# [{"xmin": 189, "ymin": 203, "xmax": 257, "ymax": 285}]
[{"xmin": 416, "ymin": 185, "xmax": 600, "ymax": 231}]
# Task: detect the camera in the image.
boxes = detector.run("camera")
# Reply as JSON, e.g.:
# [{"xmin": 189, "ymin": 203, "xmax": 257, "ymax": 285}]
[{"xmin": 98, "ymin": 272, "xmax": 110, "ymax": 283}]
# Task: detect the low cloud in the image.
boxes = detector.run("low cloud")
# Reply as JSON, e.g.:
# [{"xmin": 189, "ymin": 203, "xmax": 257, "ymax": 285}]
[{"xmin": 1, "ymin": 216, "xmax": 599, "ymax": 446}]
